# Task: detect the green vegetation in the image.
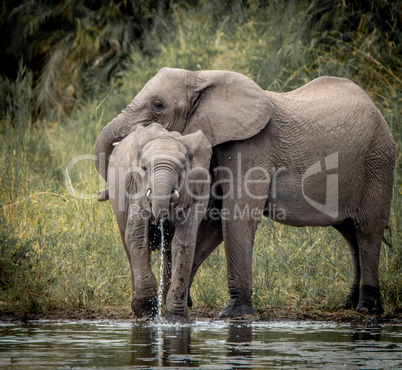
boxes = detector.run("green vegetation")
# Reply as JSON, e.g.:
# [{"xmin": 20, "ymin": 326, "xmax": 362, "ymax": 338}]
[
  {"xmin": 1, "ymin": 0, "xmax": 178, "ymax": 121},
  {"xmin": 1, "ymin": 0, "xmax": 401, "ymax": 318}
]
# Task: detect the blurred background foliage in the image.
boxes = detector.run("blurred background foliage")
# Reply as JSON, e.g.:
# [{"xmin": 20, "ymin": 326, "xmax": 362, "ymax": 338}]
[
  {"xmin": 1, "ymin": 0, "xmax": 400, "ymax": 122},
  {"xmin": 0, "ymin": 0, "xmax": 179, "ymax": 121},
  {"xmin": 0, "ymin": 0, "xmax": 401, "ymax": 317}
]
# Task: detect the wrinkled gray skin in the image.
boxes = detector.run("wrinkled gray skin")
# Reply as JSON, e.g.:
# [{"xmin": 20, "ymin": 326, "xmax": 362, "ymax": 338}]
[
  {"xmin": 107, "ymin": 123, "xmax": 211, "ymax": 322},
  {"xmin": 95, "ymin": 68, "xmax": 396, "ymax": 317}
]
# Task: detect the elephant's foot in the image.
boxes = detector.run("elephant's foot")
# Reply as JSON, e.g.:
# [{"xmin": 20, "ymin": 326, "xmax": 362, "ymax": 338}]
[
  {"xmin": 131, "ymin": 297, "xmax": 158, "ymax": 318},
  {"xmin": 341, "ymin": 284, "xmax": 360, "ymax": 309},
  {"xmin": 356, "ymin": 285, "xmax": 384, "ymax": 315},
  {"xmin": 165, "ymin": 311, "xmax": 193, "ymax": 324},
  {"xmin": 219, "ymin": 298, "xmax": 256, "ymax": 318}
]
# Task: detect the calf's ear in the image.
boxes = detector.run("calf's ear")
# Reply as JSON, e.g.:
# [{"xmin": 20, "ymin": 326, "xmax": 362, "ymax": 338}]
[{"xmin": 179, "ymin": 130, "xmax": 212, "ymax": 204}]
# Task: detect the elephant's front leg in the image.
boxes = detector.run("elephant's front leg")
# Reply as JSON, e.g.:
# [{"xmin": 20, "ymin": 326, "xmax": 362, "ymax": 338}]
[
  {"xmin": 126, "ymin": 209, "xmax": 158, "ymax": 318},
  {"xmin": 219, "ymin": 201, "xmax": 263, "ymax": 318},
  {"xmin": 165, "ymin": 209, "xmax": 200, "ymax": 322}
]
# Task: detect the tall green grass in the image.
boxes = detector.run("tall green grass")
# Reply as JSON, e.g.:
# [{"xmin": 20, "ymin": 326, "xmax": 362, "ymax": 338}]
[{"xmin": 1, "ymin": 1, "xmax": 401, "ymax": 317}]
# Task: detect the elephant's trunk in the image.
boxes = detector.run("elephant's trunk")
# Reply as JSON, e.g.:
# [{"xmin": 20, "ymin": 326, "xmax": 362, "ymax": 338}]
[
  {"xmin": 150, "ymin": 169, "xmax": 178, "ymax": 220},
  {"xmin": 94, "ymin": 101, "xmax": 148, "ymax": 181},
  {"xmin": 94, "ymin": 109, "xmax": 132, "ymax": 180}
]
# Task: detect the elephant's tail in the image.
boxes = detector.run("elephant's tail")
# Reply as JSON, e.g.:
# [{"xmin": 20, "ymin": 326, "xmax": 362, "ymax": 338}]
[{"xmin": 382, "ymin": 226, "xmax": 393, "ymax": 248}]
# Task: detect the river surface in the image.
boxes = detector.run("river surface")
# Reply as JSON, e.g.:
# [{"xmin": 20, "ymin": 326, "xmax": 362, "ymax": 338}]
[{"xmin": 0, "ymin": 319, "xmax": 401, "ymax": 368}]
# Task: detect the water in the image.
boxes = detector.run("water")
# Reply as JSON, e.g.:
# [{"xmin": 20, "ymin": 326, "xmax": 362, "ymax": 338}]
[
  {"xmin": 1, "ymin": 319, "xmax": 401, "ymax": 368},
  {"xmin": 157, "ymin": 221, "xmax": 165, "ymax": 318}
]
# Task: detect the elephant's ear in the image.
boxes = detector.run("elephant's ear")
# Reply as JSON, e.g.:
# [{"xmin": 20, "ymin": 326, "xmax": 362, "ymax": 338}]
[
  {"xmin": 184, "ymin": 70, "xmax": 273, "ymax": 146},
  {"xmin": 179, "ymin": 130, "xmax": 212, "ymax": 206}
]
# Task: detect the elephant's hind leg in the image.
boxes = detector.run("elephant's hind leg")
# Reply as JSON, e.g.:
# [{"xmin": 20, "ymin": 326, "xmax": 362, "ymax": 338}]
[
  {"xmin": 352, "ymin": 160, "xmax": 393, "ymax": 315},
  {"xmin": 352, "ymin": 140, "xmax": 395, "ymax": 315},
  {"xmin": 354, "ymin": 224, "xmax": 384, "ymax": 314},
  {"xmin": 333, "ymin": 221, "xmax": 360, "ymax": 309}
]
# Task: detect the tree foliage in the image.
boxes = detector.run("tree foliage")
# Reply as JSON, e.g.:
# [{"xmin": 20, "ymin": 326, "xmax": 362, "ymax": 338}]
[
  {"xmin": 1, "ymin": 0, "xmax": 400, "ymax": 122},
  {"xmin": 0, "ymin": 0, "xmax": 176, "ymax": 121}
]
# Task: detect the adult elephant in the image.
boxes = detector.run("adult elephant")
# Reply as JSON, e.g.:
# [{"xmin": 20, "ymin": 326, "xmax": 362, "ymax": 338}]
[{"xmin": 95, "ymin": 67, "xmax": 396, "ymax": 316}]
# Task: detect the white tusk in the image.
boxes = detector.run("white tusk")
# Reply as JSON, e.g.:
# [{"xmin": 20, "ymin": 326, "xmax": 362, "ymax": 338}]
[
  {"xmin": 174, "ymin": 189, "xmax": 180, "ymax": 198},
  {"xmin": 146, "ymin": 189, "xmax": 152, "ymax": 197},
  {"xmin": 112, "ymin": 142, "xmax": 120, "ymax": 146}
]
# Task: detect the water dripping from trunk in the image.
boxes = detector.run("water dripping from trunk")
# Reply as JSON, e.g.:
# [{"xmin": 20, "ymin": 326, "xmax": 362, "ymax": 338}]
[{"xmin": 157, "ymin": 220, "xmax": 165, "ymax": 320}]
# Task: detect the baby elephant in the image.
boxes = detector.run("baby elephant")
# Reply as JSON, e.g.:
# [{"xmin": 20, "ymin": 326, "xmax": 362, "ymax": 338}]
[{"xmin": 106, "ymin": 123, "xmax": 211, "ymax": 322}]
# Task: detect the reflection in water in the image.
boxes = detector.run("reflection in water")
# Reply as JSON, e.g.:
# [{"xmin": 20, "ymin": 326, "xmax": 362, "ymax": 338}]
[
  {"xmin": 227, "ymin": 323, "xmax": 253, "ymax": 358},
  {"xmin": 0, "ymin": 320, "xmax": 401, "ymax": 368},
  {"xmin": 160, "ymin": 326, "xmax": 193, "ymax": 367},
  {"xmin": 129, "ymin": 324, "xmax": 155, "ymax": 365},
  {"xmin": 128, "ymin": 323, "xmax": 194, "ymax": 367},
  {"xmin": 352, "ymin": 326, "xmax": 382, "ymax": 342}
]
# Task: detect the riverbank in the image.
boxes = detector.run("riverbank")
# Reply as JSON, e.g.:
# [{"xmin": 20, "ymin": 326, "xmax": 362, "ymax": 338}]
[{"xmin": 2, "ymin": 306, "xmax": 401, "ymax": 324}]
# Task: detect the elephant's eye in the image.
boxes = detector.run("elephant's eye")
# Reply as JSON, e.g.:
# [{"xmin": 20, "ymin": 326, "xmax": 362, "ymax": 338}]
[
  {"xmin": 141, "ymin": 165, "xmax": 147, "ymax": 172},
  {"xmin": 152, "ymin": 100, "xmax": 164, "ymax": 111}
]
